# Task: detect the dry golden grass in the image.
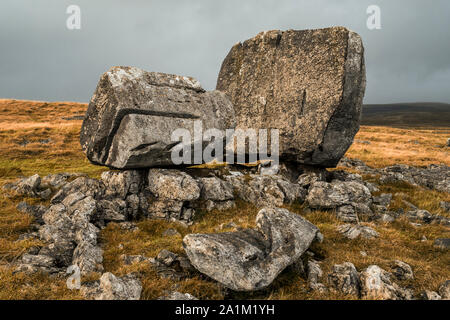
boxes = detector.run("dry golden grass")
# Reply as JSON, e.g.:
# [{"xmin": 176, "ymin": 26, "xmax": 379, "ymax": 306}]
[
  {"xmin": 346, "ymin": 126, "xmax": 449, "ymax": 168},
  {"xmin": 0, "ymin": 99, "xmax": 449, "ymax": 300}
]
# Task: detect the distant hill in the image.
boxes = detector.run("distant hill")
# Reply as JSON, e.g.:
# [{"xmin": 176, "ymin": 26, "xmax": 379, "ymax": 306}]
[{"xmin": 361, "ymin": 102, "xmax": 450, "ymax": 127}]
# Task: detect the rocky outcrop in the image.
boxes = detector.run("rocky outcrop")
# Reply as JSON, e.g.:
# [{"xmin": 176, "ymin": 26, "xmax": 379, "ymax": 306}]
[
  {"xmin": 80, "ymin": 66, "xmax": 235, "ymax": 169},
  {"xmin": 216, "ymin": 27, "xmax": 366, "ymax": 167},
  {"xmin": 183, "ymin": 207, "xmax": 321, "ymax": 291}
]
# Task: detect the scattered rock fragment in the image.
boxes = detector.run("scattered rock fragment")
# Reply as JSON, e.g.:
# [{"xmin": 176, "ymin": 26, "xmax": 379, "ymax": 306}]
[
  {"xmin": 327, "ymin": 262, "xmax": 360, "ymax": 296},
  {"xmin": 390, "ymin": 260, "xmax": 414, "ymax": 281},
  {"xmin": 158, "ymin": 292, "xmax": 198, "ymax": 300},
  {"xmin": 337, "ymin": 224, "xmax": 379, "ymax": 240},
  {"xmin": 183, "ymin": 207, "xmax": 321, "ymax": 291}
]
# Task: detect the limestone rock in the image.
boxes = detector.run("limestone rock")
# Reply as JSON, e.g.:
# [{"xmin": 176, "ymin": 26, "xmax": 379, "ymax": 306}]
[
  {"xmin": 337, "ymin": 224, "xmax": 379, "ymax": 240},
  {"xmin": 306, "ymin": 180, "xmax": 372, "ymax": 209},
  {"xmin": 147, "ymin": 169, "xmax": 200, "ymax": 201},
  {"xmin": 82, "ymin": 272, "xmax": 142, "ymax": 300},
  {"xmin": 360, "ymin": 265, "xmax": 412, "ymax": 300},
  {"xmin": 80, "ymin": 66, "xmax": 235, "ymax": 169},
  {"xmin": 216, "ymin": 27, "xmax": 366, "ymax": 167},
  {"xmin": 390, "ymin": 260, "xmax": 413, "ymax": 281},
  {"xmin": 327, "ymin": 262, "xmax": 361, "ymax": 296},
  {"xmin": 101, "ymin": 170, "xmax": 143, "ymax": 199},
  {"xmin": 306, "ymin": 260, "xmax": 328, "ymax": 293},
  {"xmin": 183, "ymin": 207, "xmax": 321, "ymax": 291}
]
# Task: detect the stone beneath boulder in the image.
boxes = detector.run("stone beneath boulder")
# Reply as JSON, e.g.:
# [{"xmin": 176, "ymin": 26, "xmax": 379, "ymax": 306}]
[
  {"xmin": 197, "ymin": 176, "xmax": 235, "ymax": 211},
  {"xmin": 306, "ymin": 180, "xmax": 372, "ymax": 209},
  {"xmin": 327, "ymin": 262, "xmax": 361, "ymax": 296},
  {"xmin": 81, "ymin": 272, "xmax": 142, "ymax": 300},
  {"xmin": 337, "ymin": 224, "xmax": 379, "ymax": 240},
  {"xmin": 101, "ymin": 170, "xmax": 144, "ymax": 199},
  {"xmin": 225, "ymin": 174, "xmax": 306, "ymax": 207},
  {"xmin": 216, "ymin": 27, "xmax": 366, "ymax": 167},
  {"xmin": 80, "ymin": 66, "xmax": 235, "ymax": 169},
  {"xmin": 183, "ymin": 207, "xmax": 321, "ymax": 291},
  {"xmin": 147, "ymin": 169, "xmax": 200, "ymax": 201}
]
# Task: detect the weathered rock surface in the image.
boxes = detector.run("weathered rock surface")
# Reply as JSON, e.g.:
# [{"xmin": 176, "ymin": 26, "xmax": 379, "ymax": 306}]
[
  {"xmin": 307, "ymin": 180, "xmax": 372, "ymax": 209},
  {"xmin": 337, "ymin": 224, "xmax": 379, "ymax": 240},
  {"xmin": 360, "ymin": 265, "xmax": 413, "ymax": 300},
  {"xmin": 216, "ymin": 27, "xmax": 366, "ymax": 167},
  {"xmin": 81, "ymin": 272, "xmax": 142, "ymax": 300},
  {"xmin": 225, "ymin": 174, "xmax": 306, "ymax": 207},
  {"xmin": 80, "ymin": 66, "xmax": 235, "ymax": 169},
  {"xmin": 390, "ymin": 260, "xmax": 414, "ymax": 281},
  {"xmin": 327, "ymin": 262, "xmax": 361, "ymax": 296},
  {"xmin": 183, "ymin": 207, "xmax": 321, "ymax": 291},
  {"xmin": 306, "ymin": 260, "xmax": 328, "ymax": 293}
]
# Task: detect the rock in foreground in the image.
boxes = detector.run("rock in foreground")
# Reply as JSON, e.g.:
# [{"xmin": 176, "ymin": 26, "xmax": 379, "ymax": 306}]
[
  {"xmin": 216, "ymin": 27, "xmax": 366, "ymax": 167},
  {"xmin": 80, "ymin": 66, "xmax": 235, "ymax": 169},
  {"xmin": 183, "ymin": 207, "xmax": 321, "ymax": 291}
]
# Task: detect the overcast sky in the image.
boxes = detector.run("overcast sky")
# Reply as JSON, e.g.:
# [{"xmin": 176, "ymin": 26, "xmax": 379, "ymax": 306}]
[{"xmin": 0, "ymin": 0, "xmax": 449, "ymax": 104}]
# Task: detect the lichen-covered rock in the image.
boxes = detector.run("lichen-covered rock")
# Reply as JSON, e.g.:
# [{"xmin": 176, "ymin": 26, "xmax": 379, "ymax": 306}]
[
  {"xmin": 360, "ymin": 265, "xmax": 413, "ymax": 300},
  {"xmin": 81, "ymin": 272, "xmax": 142, "ymax": 300},
  {"xmin": 183, "ymin": 207, "xmax": 321, "ymax": 291},
  {"xmin": 306, "ymin": 180, "xmax": 372, "ymax": 209},
  {"xmin": 101, "ymin": 170, "xmax": 144, "ymax": 199},
  {"xmin": 327, "ymin": 262, "xmax": 361, "ymax": 296},
  {"xmin": 51, "ymin": 177, "xmax": 105, "ymax": 204},
  {"xmin": 80, "ymin": 66, "xmax": 235, "ymax": 169},
  {"xmin": 306, "ymin": 260, "xmax": 328, "ymax": 293},
  {"xmin": 147, "ymin": 169, "xmax": 200, "ymax": 201},
  {"xmin": 337, "ymin": 224, "xmax": 379, "ymax": 240},
  {"xmin": 390, "ymin": 260, "xmax": 413, "ymax": 281},
  {"xmin": 225, "ymin": 174, "xmax": 305, "ymax": 207},
  {"xmin": 216, "ymin": 27, "xmax": 366, "ymax": 167}
]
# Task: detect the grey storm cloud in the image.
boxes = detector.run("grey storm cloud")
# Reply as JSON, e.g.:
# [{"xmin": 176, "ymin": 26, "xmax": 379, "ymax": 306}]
[{"xmin": 0, "ymin": 0, "xmax": 449, "ymax": 104}]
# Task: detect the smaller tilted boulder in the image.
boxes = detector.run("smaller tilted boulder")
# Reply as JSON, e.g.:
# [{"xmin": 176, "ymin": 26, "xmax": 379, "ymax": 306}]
[{"xmin": 183, "ymin": 207, "xmax": 322, "ymax": 291}]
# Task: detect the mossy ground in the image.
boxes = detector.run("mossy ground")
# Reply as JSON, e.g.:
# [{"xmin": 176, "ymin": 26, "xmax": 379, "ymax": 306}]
[{"xmin": 0, "ymin": 99, "xmax": 448, "ymax": 299}]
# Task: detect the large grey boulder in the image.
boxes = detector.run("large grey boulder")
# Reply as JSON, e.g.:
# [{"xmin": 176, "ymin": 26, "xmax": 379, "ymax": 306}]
[
  {"xmin": 80, "ymin": 66, "xmax": 235, "ymax": 169},
  {"xmin": 183, "ymin": 207, "xmax": 321, "ymax": 291},
  {"xmin": 216, "ymin": 27, "xmax": 366, "ymax": 167}
]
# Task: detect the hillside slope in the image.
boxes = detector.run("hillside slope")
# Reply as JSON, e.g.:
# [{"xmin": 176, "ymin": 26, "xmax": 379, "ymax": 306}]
[{"xmin": 362, "ymin": 102, "xmax": 450, "ymax": 127}]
